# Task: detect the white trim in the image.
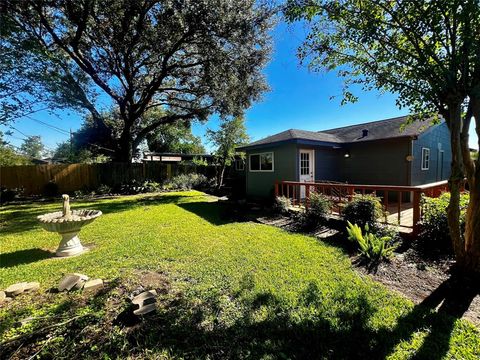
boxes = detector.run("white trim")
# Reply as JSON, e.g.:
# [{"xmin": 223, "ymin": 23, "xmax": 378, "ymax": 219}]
[
  {"xmin": 235, "ymin": 158, "xmax": 245, "ymax": 171},
  {"xmin": 421, "ymin": 147, "xmax": 430, "ymax": 170},
  {"xmin": 299, "ymin": 149, "xmax": 315, "ymax": 181},
  {"xmin": 249, "ymin": 152, "xmax": 274, "ymax": 172}
]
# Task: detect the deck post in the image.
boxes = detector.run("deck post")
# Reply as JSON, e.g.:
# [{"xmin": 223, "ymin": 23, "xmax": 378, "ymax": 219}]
[
  {"xmin": 412, "ymin": 191, "xmax": 421, "ymax": 235},
  {"xmin": 305, "ymin": 184, "xmax": 310, "ymax": 209},
  {"xmin": 274, "ymin": 181, "xmax": 279, "ymax": 198}
]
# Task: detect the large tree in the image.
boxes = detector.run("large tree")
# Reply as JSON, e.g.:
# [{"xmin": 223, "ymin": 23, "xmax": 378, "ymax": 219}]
[
  {"xmin": 20, "ymin": 135, "xmax": 45, "ymax": 158},
  {"xmin": 285, "ymin": 0, "xmax": 480, "ymax": 273},
  {"xmin": 4, "ymin": 0, "xmax": 273, "ymax": 162},
  {"xmin": 207, "ymin": 117, "xmax": 249, "ymax": 188}
]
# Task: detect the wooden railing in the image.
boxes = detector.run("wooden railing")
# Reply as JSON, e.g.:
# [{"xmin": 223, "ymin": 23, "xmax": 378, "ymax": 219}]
[{"xmin": 274, "ymin": 180, "xmax": 450, "ymax": 234}]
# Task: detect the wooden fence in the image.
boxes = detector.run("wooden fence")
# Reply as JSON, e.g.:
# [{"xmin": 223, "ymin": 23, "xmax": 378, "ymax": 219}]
[{"xmin": 0, "ymin": 162, "xmax": 217, "ymax": 195}]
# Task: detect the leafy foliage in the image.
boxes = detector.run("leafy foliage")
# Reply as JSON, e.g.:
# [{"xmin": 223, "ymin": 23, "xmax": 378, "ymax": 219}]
[
  {"xmin": 207, "ymin": 117, "xmax": 249, "ymax": 188},
  {"xmin": 6, "ymin": 0, "xmax": 273, "ymax": 161},
  {"xmin": 20, "ymin": 135, "xmax": 45, "ymax": 159},
  {"xmin": 295, "ymin": 192, "xmax": 332, "ymax": 231},
  {"xmin": 0, "ymin": 132, "xmax": 31, "ymax": 165},
  {"xmin": 418, "ymin": 192, "xmax": 469, "ymax": 254},
  {"xmin": 346, "ymin": 221, "xmax": 396, "ymax": 263},
  {"xmin": 342, "ymin": 194, "xmax": 383, "ymax": 231},
  {"xmin": 273, "ymin": 196, "xmax": 291, "ymax": 215},
  {"xmin": 164, "ymin": 173, "xmax": 210, "ymax": 191}
]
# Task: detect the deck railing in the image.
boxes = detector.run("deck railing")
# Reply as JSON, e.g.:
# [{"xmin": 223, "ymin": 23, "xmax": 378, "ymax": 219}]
[{"xmin": 274, "ymin": 180, "xmax": 450, "ymax": 234}]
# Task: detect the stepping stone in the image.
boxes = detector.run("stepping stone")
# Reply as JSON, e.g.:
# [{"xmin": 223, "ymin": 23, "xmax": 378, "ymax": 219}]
[
  {"xmin": 133, "ymin": 303, "xmax": 156, "ymax": 316},
  {"xmin": 0, "ymin": 291, "xmax": 5, "ymax": 304},
  {"xmin": 132, "ymin": 290, "xmax": 157, "ymax": 306},
  {"xmin": 83, "ymin": 279, "xmax": 103, "ymax": 292},
  {"xmin": 24, "ymin": 282, "xmax": 40, "ymax": 292},
  {"xmin": 58, "ymin": 273, "xmax": 89, "ymax": 292},
  {"xmin": 5, "ymin": 282, "xmax": 27, "ymax": 297}
]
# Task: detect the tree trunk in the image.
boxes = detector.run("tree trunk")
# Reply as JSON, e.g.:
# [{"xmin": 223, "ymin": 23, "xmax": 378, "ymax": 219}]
[
  {"xmin": 446, "ymin": 102, "xmax": 466, "ymax": 267},
  {"xmin": 116, "ymin": 129, "xmax": 133, "ymax": 163},
  {"xmin": 462, "ymin": 98, "xmax": 480, "ymax": 274},
  {"xmin": 217, "ymin": 164, "xmax": 226, "ymax": 189}
]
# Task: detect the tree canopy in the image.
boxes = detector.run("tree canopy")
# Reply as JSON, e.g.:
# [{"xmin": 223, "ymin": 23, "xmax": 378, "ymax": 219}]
[
  {"xmin": 285, "ymin": 0, "xmax": 480, "ymax": 273},
  {"xmin": 4, "ymin": 0, "xmax": 274, "ymax": 161},
  {"xmin": 20, "ymin": 135, "xmax": 45, "ymax": 159}
]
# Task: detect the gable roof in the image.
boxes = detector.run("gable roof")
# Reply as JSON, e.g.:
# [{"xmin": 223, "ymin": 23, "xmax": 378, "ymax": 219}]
[{"xmin": 238, "ymin": 115, "xmax": 438, "ymax": 150}]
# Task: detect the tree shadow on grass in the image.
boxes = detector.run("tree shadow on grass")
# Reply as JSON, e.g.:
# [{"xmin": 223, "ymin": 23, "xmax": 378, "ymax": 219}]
[
  {"xmin": 177, "ymin": 201, "xmax": 252, "ymax": 226},
  {"xmin": 0, "ymin": 193, "xmax": 203, "ymax": 236},
  {"xmin": 377, "ymin": 271, "xmax": 480, "ymax": 360},
  {"xmin": 0, "ymin": 248, "xmax": 54, "ymax": 268},
  {"xmin": 1, "ymin": 273, "xmax": 477, "ymax": 359}
]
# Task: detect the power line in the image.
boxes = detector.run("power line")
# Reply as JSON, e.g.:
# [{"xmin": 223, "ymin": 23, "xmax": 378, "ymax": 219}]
[{"xmin": 25, "ymin": 115, "xmax": 70, "ymax": 135}]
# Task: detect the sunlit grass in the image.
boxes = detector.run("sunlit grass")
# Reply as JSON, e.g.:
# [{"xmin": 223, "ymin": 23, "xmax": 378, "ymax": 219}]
[{"xmin": 0, "ymin": 191, "xmax": 478, "ymax": 359}]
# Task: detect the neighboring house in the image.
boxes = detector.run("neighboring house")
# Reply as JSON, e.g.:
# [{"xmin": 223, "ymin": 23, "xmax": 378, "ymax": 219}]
[
  {"xmin": 142, "ymin": 152, "xmax": 215, "ymax": 164},
  {"xmin": 237, "ymin": 116, "xmax": 452, "ymax": 198}
]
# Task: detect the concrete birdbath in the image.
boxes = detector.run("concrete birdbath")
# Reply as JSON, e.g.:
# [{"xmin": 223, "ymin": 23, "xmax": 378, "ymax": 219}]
[{"xmin": 37, "ymin": 194, "xmax": 102, "ymax": 257}]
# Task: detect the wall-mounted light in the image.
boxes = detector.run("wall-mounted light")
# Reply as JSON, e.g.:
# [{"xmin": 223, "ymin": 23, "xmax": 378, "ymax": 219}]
[{"xmin": 344, "ymin": 151, "xmax": 350, "ymax": 158}]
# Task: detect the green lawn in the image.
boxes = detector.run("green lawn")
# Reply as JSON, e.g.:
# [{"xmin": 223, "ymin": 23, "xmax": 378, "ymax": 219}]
[{"xmin": 0, "ymin": 191, "xmax": 479, "ymax": 359}]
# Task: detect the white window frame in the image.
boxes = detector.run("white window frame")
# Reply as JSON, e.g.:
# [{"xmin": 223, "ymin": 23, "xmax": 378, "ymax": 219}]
[
  {"xmin": 421, "ymin": 147, "xmax": 430, "ymax": 170},
  {"xmin": 235, "ymin": 158, "xmax": 245, "ymax": 171},
  {"xmin": 249, "ymin": 152, "xmax": 274, "ymax": 172}
]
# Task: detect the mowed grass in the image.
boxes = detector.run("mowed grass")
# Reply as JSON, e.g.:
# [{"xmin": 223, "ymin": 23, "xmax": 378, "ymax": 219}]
[{"xmin": 0, "ymin": 191, "xmax": 479, "ymax": 359}]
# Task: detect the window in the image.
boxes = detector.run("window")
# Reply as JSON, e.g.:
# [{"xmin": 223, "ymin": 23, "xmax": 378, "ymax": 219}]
[
  {"xmin": 421, "ymin": 148, "xmax": 430, "ymax": 170},
  {"xmin": 235, "ymin": 158, "xmax": 245, "ymax": 171},
  {"xmin": 249, "ymin": 152, "xmax": 274, "ymax": 172},
  {"xmin": 300, "ymin": 152, "xmax": 310, "ymax": 175}
]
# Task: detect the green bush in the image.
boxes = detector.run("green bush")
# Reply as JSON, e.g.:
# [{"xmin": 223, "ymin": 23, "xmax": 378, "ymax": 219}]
[
  {"xmin": 346, "ymin": 221, "xmax": 396, "ymax": 263},
  {"xmin": 342, "ymin": 194, "xmax": 383, "ymax": 231},
  {"xmin": 273, "ymin": 196, "xmax": 291, "ymax": 215},
  {"xmin": 295, "ymin": 192, "xmax": 332, "ymax": 230},
  {"xmin": 0, "ymin": 187, "xmax": 23, "ymax": 203},
  {"xmin": 418, "ymin": 192, "xmax": 469, "ymax": 254},
  {"xmin": 143, "ymin": 180, "xmax": 161, "ymax": 193},
  {"xmin": 165, "ymin": 173, "xmax": 210, "ymax": 190},
  {"xmin": 96, "ymin": 184, "xmax": 112, "ymax": 195}
]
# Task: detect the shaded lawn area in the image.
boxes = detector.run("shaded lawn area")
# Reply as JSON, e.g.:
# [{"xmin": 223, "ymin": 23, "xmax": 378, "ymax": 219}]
[{"xmin": 0, "ymin": 191, "xmax": 479, "ymax": 359}]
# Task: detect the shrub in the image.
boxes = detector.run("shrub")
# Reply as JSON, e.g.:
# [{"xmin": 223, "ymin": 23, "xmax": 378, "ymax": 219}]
[
  {"xmin": 342, "ymin": 194, "xmax": 383, "ymax": 231},
  {"xmin": 165, "ymin": 173, "xmax": 209, "ymax": 190},
  {"xmin": 143, "ymin": 180, "xmax": 161, "ymax": 193},
  {"xmin": 418, "ymin": 192, "xmax": 469, "ymax": 255},
  {"xmin": 43, "ymin": 180, "xmax": 59, "ymax": 197},
  {"xmin": 346, "ymin": 221, "xmax": 396, "ymax": 263},
  {"xmin": 0, "ymin": 187, "xmax": 23, "ymax": 203},
  {"xmin": 93, "ymin": 184, "xmax": 110, "ymax": 195},
  {"xmin": 296, "ymin": 192, "xmax": 332, "ymax": 230},
  {"xmin": 272, "ymin": 196, "xmax": 291, "ymax": 215}
]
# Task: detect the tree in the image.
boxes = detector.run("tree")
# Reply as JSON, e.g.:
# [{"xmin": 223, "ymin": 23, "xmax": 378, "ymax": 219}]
[
  {"xmin": 207, "ymin": 117, "xmax": 249, "ymax": 188},
  {"xmin": 0, "ymin": 9, "xmax": 96, "ymax": 125},
  {"xmin": 0, "ymin": 132, "xmax": 30, "ymax": 166},
  {"xmin": 285, "ymin": 0, "xmax": 480, "ymax": 273},
  {"xmin": 147, "ymin": 121, "xmax": 206, "ymax": 155},
  {"xmin": 5, "ymin": 0, "xmax": 273, "ymax": 162},
  {"xmin": 20, "ymin": 135, "xmax": 44, "ymax": 159}
]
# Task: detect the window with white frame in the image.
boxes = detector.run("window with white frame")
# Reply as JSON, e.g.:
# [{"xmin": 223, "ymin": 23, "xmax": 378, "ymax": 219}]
[
  {"xmin": 421, "ymin": 148, "xmax": 430, "ymax": 170},
  {"xmin": 235, "ymin": 158, "xmax": 245, "ymax": 171},
  {"xmin": 249, "ymin": 152, "xmax": 274, "ymax": 172}
]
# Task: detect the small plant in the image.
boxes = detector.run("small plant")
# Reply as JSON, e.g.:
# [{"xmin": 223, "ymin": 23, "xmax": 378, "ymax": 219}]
[
  {"xmin": 143, "ymin": 180, "xmax": 161, "ymax": 193},
  {"xmin": 346, "ymin": 221, "xmax": 396, "ymax": 263},
  {"xmin": 295, "ymin": 192, "xmax": 332, "ymax": 231},
  {"xmin": 418, "ymin": 192, "xmax": 469, "ymax": 255},
  {"xmin": 272, "ymin": 196, "xmax": 291, "ymax": 215},
  {"xmin": 0, "ymin": 187, "xmax": 23, "ymax": 203},
  {"xmin": 96, "ymin": 184, "xmax": 112, "ymax": 195},
  {"xmin": 164, "ymin": 173, "xmax": 209, "ymax": 190},
  {"xmin": 342, "ymin": 194, "xmax": 383, "ymax": 231}
]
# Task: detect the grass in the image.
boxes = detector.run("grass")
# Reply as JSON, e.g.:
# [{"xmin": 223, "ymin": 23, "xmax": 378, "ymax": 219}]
[{"xmin": 0, "ymin": 191, "xmax": 479, "ymax": 359}]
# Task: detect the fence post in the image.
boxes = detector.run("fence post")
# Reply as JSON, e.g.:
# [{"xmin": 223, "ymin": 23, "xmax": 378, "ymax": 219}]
[
  {"xmin": 274, "ymin": 181, "xmax": 279, "ymax": 197},
  {"xmin": 412, "ymin": 191, "xmax": 421, "ymax": 235}
]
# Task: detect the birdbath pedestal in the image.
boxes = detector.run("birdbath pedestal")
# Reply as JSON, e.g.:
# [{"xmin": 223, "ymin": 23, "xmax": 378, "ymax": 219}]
[{"xmin": 37, "ymin": 194, "xmax": 102, "ymax": 257}]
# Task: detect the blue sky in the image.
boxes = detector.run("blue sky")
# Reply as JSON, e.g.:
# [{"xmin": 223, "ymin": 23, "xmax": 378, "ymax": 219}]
[{"xmin": 3, "ymin": 21, "xmax": 478, "ymax": 153}]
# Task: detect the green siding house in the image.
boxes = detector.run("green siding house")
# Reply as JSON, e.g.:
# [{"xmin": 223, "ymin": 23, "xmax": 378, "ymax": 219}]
[{"xmin": 237, "ymin": 116, "xmax": 452, "ymax": 199}]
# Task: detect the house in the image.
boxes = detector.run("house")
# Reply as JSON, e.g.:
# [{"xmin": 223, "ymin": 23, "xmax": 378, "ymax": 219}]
[
  {"xmin": 142, "ymin": 152, "xmax": 215, "ymax": 164},
  {"xmin": 237, "ymin": 116, "xmax": 452, "ymax": 199}
]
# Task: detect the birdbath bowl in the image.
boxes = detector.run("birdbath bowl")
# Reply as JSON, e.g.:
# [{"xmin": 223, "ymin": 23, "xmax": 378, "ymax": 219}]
[{"xmin": 37, "ymin": 194, "xmax": 102, "ymax": 257}]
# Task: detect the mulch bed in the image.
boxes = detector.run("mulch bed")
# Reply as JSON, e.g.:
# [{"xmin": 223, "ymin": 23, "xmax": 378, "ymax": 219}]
[{"xmin": 257, "ymin": 214, "xmax": 480, "ymax": 326}]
